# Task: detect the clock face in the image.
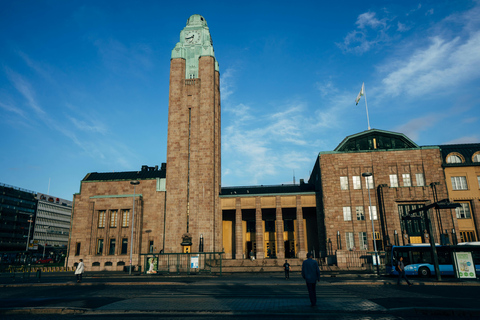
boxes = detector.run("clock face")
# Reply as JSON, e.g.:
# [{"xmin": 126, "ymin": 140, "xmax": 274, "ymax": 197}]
[{"xmin": 184, "ymin": 30, "xmax": 201, "ymax": 44}]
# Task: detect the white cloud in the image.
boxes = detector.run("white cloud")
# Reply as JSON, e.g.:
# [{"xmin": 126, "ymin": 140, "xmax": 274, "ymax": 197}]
[
  {"xmin": 0, "ymin": 101, "xmax": 27, "ymax": 119},
  {"xmin": 425, "ymin": 9, "xmax": 434, "ymax": 16},
  {"xmin": 381, "ymin": 32, "xmax": 480, "ymax": 98},
  {"xmin": 220, "ymin": 67, "xmax": 236, "ymax": 101},
  {"xmin": 67, "ymin": 115, "xmax": 107, "ymax": 134},
  {"xmin": 397, "ymin": 22, "xmax": 410, "ymax": 32},
  {"xmin": 6, "ymin": 68, "xmax": 46, "ymax": 116},
  {"xmin": 444, "ymin": 135, "xmax": 480, "ymax": 144},
  {"xmin": 356, "ymin": 12, "xmax": 387, "ymax": 29},
  {"xmin": 337, "ymin": 11, "xmax": 390, "ymax": 54}
]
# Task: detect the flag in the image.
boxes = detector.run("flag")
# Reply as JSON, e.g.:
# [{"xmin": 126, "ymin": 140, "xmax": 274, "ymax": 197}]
[{"xmin": 355, "ymin": 82, "xmax": 364, "ymax": 105}]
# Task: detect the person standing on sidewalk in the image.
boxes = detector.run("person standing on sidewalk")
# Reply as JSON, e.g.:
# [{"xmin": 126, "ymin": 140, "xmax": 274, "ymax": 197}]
[
  {"xmin": 283, "ymin": 260, "xmax": 291, "ymax": 279},
  {"xmin": 397, "ymin": 256, "xmax": 412, "ymax": 286},
  {"xmin": 75, "ymin": 259, "xmax": 85, "ymax": 283},
  {"xmin": 301, "ymin": 252, "xmax": 320, "ymax": 306}
]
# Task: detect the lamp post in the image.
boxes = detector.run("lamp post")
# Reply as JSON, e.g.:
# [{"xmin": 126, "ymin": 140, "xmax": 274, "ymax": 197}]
[
  {"xmin": 362, "ymin": 172, "xmax": 379, "ymax": 275},
  {"xmin": 129, "ymin": 180, "xmax": 140, "ymax": 275},
  {"xmin": 26, "ymin": 217, "xmax": 33, "ymax": 252}
]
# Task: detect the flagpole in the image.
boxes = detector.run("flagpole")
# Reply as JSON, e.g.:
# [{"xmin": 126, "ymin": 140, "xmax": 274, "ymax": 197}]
[{"xmin": 364, "ymin": 85, "xmax": 371, "ymax": 130}]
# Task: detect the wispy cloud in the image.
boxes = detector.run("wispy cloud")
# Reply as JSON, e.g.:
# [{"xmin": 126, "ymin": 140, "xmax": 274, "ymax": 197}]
[
  {"xmin": 0, "ymin": 101, "xmax": 27, "ymax": 119},
  {"xmin": 380, "ymin": 32, "xmax": 480, "ymax": 98},
  {"xmin": 444, "ymin": 135, "xmax": 480, "ymax": 144},
  {"xmin": 220, "ymin": 67, "xmax": 236, "ymax": 101},
  {"xmin": 5, "ymin": 68, "xmax": 46, "ymax": 116},
  {"xmin": 337, "ymin": 11, "xmax": 390, "ymax": 54}
]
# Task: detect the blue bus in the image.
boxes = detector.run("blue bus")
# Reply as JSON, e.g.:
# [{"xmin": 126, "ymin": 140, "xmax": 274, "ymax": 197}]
[{"xmin": 386, "ymin": 243, "xmax": 480, "ymax": 277}]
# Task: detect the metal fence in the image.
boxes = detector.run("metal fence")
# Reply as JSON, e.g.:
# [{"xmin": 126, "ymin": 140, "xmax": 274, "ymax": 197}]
[
  {"xmin": 141, "ymin": 252, "xmax": 223, "ymax": 275},
  {"xmin": 335, "ymin": 250, "xmax": 386, "ymax": 270}
]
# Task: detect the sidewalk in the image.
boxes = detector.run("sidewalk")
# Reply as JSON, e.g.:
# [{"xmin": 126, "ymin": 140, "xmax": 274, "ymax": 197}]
[
  {"xmin": 1, "ymin": 271, "xmax": 480, "ymax": 317},
  {"xmin": 1, "ymin": 270, "xmax": 479, "ymax": 287}
]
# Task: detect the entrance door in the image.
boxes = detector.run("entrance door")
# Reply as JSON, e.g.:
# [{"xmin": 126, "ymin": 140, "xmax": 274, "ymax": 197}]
[
  {"xmin": 285, "ymin": 241, "xmax": 290, "ymax": 258},
  {"xmin": 246, "ymin": 241, "xmax": 253, "ymax": 259}
]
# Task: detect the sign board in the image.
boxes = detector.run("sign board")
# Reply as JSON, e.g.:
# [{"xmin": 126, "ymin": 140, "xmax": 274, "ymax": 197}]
[
  {"xmin": 190, "ymin": 255, "xmax": 199, "ymax": 269},
  {"xmin": 454, "ymin": 252, "xmax": 476, "ymax": 279}
]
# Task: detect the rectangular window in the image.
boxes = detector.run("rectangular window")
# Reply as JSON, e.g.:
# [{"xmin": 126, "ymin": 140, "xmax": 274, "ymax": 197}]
[
  {"xmin": 109, "ymin": 239, "xmax": 116, "ymax": 255},
  {"xmin": 75, "ymin": 243, "xmax": 81, "ymax": 256},
  {"xmin": 389, "ymin": 174, "xmax": 398, "ymax": 187},
  {"xmin": 98, "ymin": 210, "xmax": 106, "ymax": 228},
  {"xmin": 122, "ymin": 209, "xmax": 130, "ymax": 227},
  {"xmin": 455, "ymin": 203, "xmax": 471, "ymax": 219},
  {"xmin": 340, "ymin": 176, "xmax": 349, "ymax": 190},
  {"xmin": 353, "ymin": 176, "xmax": 361, "ymax": 190},
  {"xmin": 346, "ymin": 232, "xmax": 355, "ymax": 250},
  {"xmin": 121, "ymin": 238, "xmax": 128, "ymax": 254},
  {"xmin": 365, "ymin": 176, "xmax": 374, "ymax": 189},
  {"xmin": 343, "ymin": 207, "xmax": 352, "ymax": 221},
  {"xmin": 477, "ymin": 176, "xmax": 480, "ymax": 188},
  {"xmin": 460, "ymin": 231, "xmax": 477, "ymax": 242},
  {"xmin": 149, "ymin": 241, "xmax": 154, "ymax": 253},
  {"xmin": 110, "ymin": 210, "xmax": 118, "ymax": 228},
  {"xmin": 368, "ymin": 206, "xmax": 378, "ymax": 220},
  {"xmin": 359, "ymin": 232, "xmax": 368, "ymax": 250},
  {"xmin": 415, "ymin": 173, "xmax": 425, "ymax": 187},
  {"xmin": 96, "ymin": 239, "xmax": 104, "ymax": 255},
  {"xmin": 451, "ymin": 176, "xmax": 468, "ymax": 190},
  {"xmin": 356, "ymin": 206, "xmax": 365, "ymax": 221},
  {"xmin": 402, "ymin": 174, "xmax": 411, "ymax": 187}
]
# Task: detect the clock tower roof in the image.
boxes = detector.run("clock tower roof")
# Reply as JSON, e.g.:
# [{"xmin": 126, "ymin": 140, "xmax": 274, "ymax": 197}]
[
  {"xmin": 172, "ymin": 14, "xmax": 219, "ymax": 77},
  {"xmin": 186, "ymin": 14, "xmax": 208, "ymax": 27}
]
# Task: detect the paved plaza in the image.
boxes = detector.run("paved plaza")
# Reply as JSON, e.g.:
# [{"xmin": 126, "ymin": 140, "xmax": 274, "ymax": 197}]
[{"xmin": 0, "ymin": 271, "xmax": 479, "ymax": 319}]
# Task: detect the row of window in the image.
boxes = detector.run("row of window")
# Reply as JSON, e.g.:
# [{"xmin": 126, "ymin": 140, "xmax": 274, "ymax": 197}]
[
  {"xmin": 98, "ymin": 209, "xmax": 130, "ymax": 228},
  {"xmin": 446, "ymin": 153, "xmax": 480, "ymax": 164},
  {"xmin": 340, "ymin": 173, "xmax": 425, "ymax": 190},
  {"xmin": 90, "ymin": 239, "xmax": 155, "ymax": 256},
  {"xmin": 343, "ymin": 206, "xmax": 377, "ymax": 221},
  {"xmin": 344, "ymin": 232, "xmax": 376, "ymax": 251},
  {"xmin": 451, "ymin": 176, "xmax": 480, "ymax": 190}
]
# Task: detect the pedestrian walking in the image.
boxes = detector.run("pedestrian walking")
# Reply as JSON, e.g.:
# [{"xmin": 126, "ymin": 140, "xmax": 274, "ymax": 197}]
[
  {"xmin": 75, "ymin": 259, "xmax": 85, "ymax": 283},
  {"xmin": 283, "ymin": 260, "xmax": 290, "ymax": 279},
  {"xmin": 301, "ymin": 252, "xmax": 320, "ymax": 306},
  {"xmin": 249, "ymin": 250, "xmax": 255, "ymax": 261},
  {"xmin": 397, "ymin": 256, "xmax": 412, "ymax": 286}
]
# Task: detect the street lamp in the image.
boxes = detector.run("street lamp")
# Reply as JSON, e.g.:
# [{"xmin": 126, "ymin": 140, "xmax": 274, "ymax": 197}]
[
  {"xmin": 129, "ymin": 180, "xmax": 140, "ymax": 275},
  {"xmin": 19, "ymin": 212, "xmax": 33, "ymax": 252},
  {"xmin": 362, "ymin": 172, "xmax": 379, "ymax": 275}
]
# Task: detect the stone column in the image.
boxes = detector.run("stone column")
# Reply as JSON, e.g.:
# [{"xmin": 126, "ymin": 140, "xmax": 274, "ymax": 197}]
[
  {"xmin": 296, "ymin": 195, "xmax": 306, "ymax": 259},
  {"xmin": 275, "ymin": 196, "xmax": 285, "ymax": 259},
  {"xmin": 235, "ymin": 198, "xmax": 243, "ymax": 259},
  {"xmin": 255, "ymin": 197, "xmax": 264, "ymax": 259}
]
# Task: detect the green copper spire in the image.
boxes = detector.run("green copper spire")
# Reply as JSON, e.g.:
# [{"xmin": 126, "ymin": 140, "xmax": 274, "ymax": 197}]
[{"xmin": 171, "ymin": 14, "xmax": 219, "ymax": 78}]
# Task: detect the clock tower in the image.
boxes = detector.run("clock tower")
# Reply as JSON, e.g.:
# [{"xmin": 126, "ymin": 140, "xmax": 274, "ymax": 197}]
[{"xmin": 165, "ymin": 15, "xmax": 221, "ymax": 253}]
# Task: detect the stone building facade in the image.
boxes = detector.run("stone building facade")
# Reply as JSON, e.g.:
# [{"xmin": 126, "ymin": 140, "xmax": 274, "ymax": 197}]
[
  {"xmin": 66, "ymin": 15, "xmax": 480, "ymax": 272},
  {"xmin": 309, "ymin": 129, "xmax": 453, "ymax": 260}
]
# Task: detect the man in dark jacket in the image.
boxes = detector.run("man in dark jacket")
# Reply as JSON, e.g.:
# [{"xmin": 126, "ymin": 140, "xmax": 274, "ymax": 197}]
[{"xmin": 301, "ymin": 253, "xmax": 320, "ymax": 306}]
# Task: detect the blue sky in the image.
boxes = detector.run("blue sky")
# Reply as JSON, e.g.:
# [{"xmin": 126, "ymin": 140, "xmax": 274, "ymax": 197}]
[{"xmin": 1, "ymin": 0, "xmax": 479, "ymax": 200}]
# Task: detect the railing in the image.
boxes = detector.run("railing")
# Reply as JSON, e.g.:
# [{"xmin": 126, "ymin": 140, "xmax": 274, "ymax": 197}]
[
  {"xmin": 141, "ymin": 252, "xmax": 223, "ymax": 275},
  {"xmin": 335, "ymin": 250, "xmax": 386, "ymax": 270}
]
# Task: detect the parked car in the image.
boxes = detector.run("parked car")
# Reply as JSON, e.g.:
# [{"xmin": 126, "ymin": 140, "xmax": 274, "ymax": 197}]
[{"xmin": 36, "ymin": 258, "xmax": 54, "ymax": 264}]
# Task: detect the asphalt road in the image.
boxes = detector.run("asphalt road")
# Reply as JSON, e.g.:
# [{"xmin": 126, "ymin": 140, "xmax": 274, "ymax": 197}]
[{"xmin": 1, "ymin": 272, "xmax": 479, "ymax": 319}]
